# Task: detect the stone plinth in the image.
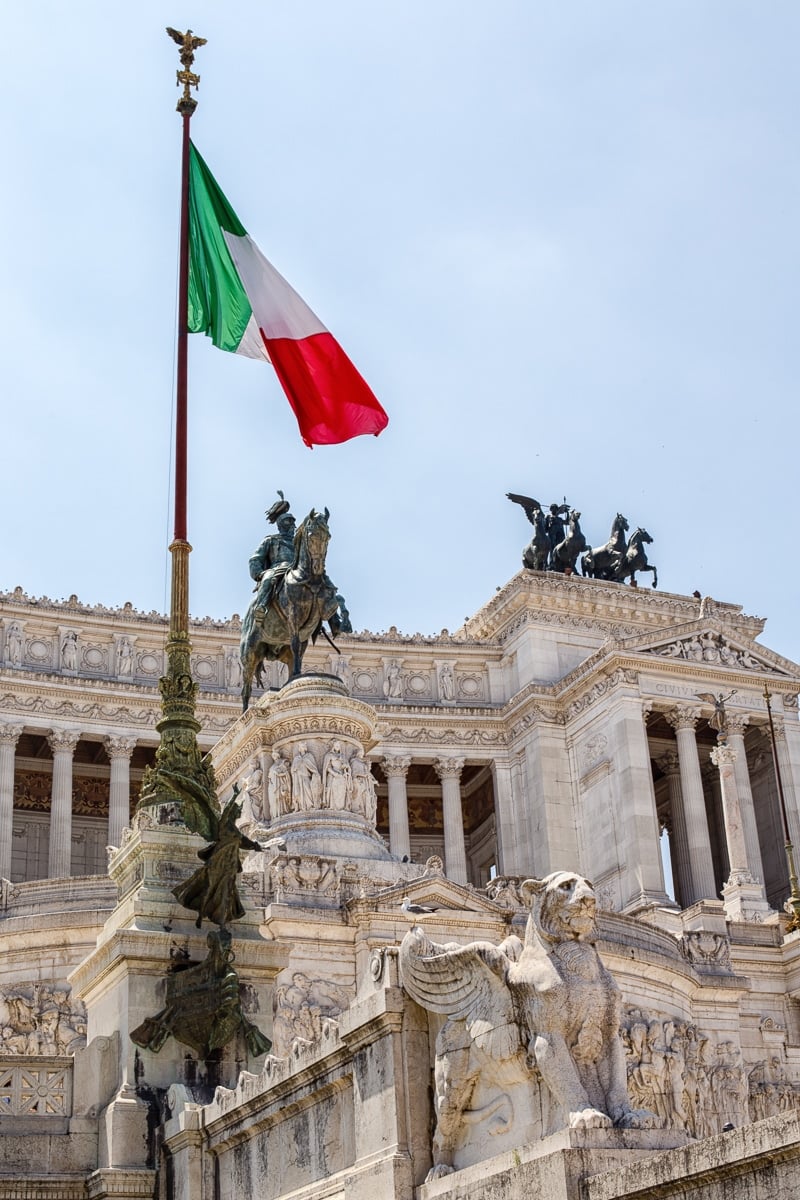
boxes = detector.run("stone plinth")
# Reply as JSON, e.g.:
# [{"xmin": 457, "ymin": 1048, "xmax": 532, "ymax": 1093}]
[{"xmin": 417, "ymin": 1127, "xmax": 689, "ymax": 1200}]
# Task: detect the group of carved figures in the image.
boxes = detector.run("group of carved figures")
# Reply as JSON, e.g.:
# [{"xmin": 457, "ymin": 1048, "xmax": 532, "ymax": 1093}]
[
  {"xmin": 271, "ymin": 969, "xmax": 352, "ymax": 1058},
  {"xmin": 623, "ymin": 1010, "xmax": 800, "ymax": 1134},
  {"xmin": 0, "ymin": 982, "xmax": 86, "ymax": 1056},
  {"xmin": 658, "ymin": 632, "xmax": 765, "ymax": 671},
  {"xmin": 508, "ymin": 496, "xmax": 657, "ymax": 587},
  {"xmin": 622, "ymin": 1012, "xmax": 748, "ymax": 1139},
  {"xmin": 244, "ymin": 741, "xmax": 377, "ymax": 826}
]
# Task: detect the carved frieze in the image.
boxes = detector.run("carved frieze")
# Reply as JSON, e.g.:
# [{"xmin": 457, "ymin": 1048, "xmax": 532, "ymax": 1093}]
[
  {"xmin": 0, "ymin": 982, "xmax": 86, "ymax": 1056},
  {"xmin": 679, "ymin": 931, "xmax": 732, "ymax": 970},
  {"xmin": 566, "ymin": 668, "xmax": 639, "ymax": 721},
  {"xmin": 269, "ymin": 854, "xmax": 339, "ymax": 903},
  {"xmin": 271, "ymin": 969, "xmax": 352, "ymax": 1057},
  {"xmin": 580, "ymin": 733, "xmax": 609, "ymax": 772},
  {"xmin": 621, "ymin": 1007, "xmax": 796, "ymax": 1138}
]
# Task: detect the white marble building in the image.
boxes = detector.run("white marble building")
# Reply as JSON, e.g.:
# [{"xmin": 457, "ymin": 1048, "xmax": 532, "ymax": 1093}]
[{"xmin": 1, "ymin": 571, "xmax": 800, "ymax": 1199}]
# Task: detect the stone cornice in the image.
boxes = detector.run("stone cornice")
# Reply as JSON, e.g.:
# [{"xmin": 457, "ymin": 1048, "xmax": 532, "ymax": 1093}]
[
  {"xmin": 0, "ymin": 587, "xmax": 241, "ymax": 631},
  {"xmin": 461, "ymin": 570, "xmax": 765, "ymax": 643}
]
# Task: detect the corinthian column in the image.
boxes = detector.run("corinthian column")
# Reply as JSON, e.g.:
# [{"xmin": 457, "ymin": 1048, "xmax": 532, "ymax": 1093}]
[
  {"xmin": 725, "ymin": 715, "xmax": 765, "ymax": 883},
  {"xmin": 435, "ymin": 756, "xmax": 467, "ymax": 885},
  {"xmin": 711, "ymin": 742, "xmax": 771, "ymax": 921},
  {"xmin": 658, "ymin": 750, "xmax": 691, "ymax": 908},
  {"xmin": 47, "ymin": 729, "xmax": 81, "ymax": 879},
  {"xmin": 665, "ymin": 707, "xmax": 716, "ymax": 904},
  {"xmin": 104, "ymin": 736, "xmax": 137, "ymax": 850},
  {"xmin": 771, "ymin": 719, "xmax": 800, "ymax": 852},
  {"xmin": 382, "ymin": 755, "xmax": 411, "ymax": 860},
  {"xmin": 0, "ymin": 724, "xmax": 23, "ymax": 881}
]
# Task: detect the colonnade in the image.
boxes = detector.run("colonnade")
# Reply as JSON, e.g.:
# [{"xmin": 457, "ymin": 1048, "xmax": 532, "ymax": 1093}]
[
  {"xmin": 382, "ymin": 754, "xmax": 475, "ymax": 884},
  {"xmin": 0, "ymin": 723, "xmax": 138, "ymax": 881},
  {"xmin": 657, "ymin": 704, "xmax": 796, "ymax": 913}
]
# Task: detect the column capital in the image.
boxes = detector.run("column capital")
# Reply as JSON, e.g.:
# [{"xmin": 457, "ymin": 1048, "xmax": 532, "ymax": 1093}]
[
  {"xmin": 382, "ymin": 754, "xmax": 412, "ymax": 779},
  {"xmin": 657, "ymin": 749, "xmax": 681, "ymax": 776},
  {"xmin": 104, "ymin": 735, "xmax": 137, "ymax": 761},
  {"xmin": 725, "ymin": 713, "xmax": 750, "ymax": 737},
  {"xmin": 47, "ymin": 728, "xmax": 81, "ymax": 755},
  {"xmin": 0, "ymin": 723, "xmax": 24, "ymax": 748},
  {"xmin": 665, "ymin": 705, "xmax": 702, "ymax": 733},
  {"xmin": 711, "ymin": 744, "xmax": 738, "ymax": 769},
  {"xmin": 434, "ymin": 756, "xmax": 465, "ymax": 781}
]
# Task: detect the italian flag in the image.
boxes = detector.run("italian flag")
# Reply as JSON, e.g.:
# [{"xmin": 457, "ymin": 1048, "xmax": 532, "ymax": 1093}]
[{"xmin": 187, "ymin": 143, "xmax": 388, "ymax": 447}]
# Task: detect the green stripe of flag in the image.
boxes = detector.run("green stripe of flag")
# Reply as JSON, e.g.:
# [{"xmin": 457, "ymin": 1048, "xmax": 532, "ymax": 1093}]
[{"xmin": 187, "ymin": 142, "xmax": 253, "ymax": 352}]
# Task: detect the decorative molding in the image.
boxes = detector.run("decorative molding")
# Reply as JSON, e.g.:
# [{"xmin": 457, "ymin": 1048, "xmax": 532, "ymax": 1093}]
[{"xmin": 566, "ymin": 668, "xmax": 639, "ymax": 721}]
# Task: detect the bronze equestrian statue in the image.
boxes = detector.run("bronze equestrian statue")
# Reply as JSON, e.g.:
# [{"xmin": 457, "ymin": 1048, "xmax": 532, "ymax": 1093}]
[{"xmin": 240, "ymin": 504, "xmax": 345, "ymax": 710}]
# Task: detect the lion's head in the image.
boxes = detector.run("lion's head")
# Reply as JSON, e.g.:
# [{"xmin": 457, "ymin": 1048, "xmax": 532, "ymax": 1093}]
[{"xmin": 519, "ymin": 871, "xmax": 598, "ymax": 943}]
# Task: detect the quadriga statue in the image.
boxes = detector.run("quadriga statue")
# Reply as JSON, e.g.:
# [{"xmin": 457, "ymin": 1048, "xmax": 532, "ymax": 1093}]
[{"xmin": 399, "ymin": 871, "xmax": 657, "ymax": 1180}]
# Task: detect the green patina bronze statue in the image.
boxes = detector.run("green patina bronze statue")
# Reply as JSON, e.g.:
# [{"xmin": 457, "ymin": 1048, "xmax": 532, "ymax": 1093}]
[
  {"xmin": 131, "ymin": 928, "xmax": 270, "ymax": 1059},
  {"xmin": 239, "ymin": 493, "xmax": 349, "ymax": 709}
]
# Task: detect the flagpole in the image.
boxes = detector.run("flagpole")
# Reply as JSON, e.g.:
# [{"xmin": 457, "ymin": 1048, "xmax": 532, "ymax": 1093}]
[
  {"xmin": 136, "ymin": 29, "xmax": 214, "ymax": 822},
  {"xmin": 168, "ymin": 33, "xmax": 200, "ymax": 670}
]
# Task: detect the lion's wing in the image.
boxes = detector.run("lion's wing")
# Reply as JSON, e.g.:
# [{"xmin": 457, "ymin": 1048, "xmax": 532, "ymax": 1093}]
[{"xmin": 399, "ymin": 926, "xmax": 522, "ymax": 1060}]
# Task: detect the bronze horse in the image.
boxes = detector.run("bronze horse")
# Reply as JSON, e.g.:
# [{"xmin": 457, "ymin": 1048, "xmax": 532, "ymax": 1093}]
[
  {"xmin": 240, "ymin": 508, "xmax": 341, "ymax": 710},
  {"xmin": 550, "ymin": 510, "xmax": 586, "ymax": 574},
  {"xmin": 614, "ymin": 527, "xmax": 657, "ymax": 588},
  {"xmin": 581, "ymin": 513, "xmax": 629, "ymax": 580}
]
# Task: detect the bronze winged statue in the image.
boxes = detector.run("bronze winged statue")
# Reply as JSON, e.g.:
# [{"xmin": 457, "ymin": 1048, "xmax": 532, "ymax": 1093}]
[{"xmin": 166, "ymin": 27, "xmax": 207, "ymax": 69}]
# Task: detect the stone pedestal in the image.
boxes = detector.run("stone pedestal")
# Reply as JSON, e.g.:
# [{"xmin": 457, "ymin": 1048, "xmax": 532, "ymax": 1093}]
[
  {"xmin": 418, "ymin": 1127, "xmax": 690, "ymax": 1200},
  {"xmin": 213, "ymin": 674, "xmax": 393, "ymax": 864}
]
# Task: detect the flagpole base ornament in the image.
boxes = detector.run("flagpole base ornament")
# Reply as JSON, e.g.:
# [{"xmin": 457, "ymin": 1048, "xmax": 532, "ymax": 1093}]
[{"xmin": 130, "ymin": 928, "xmax": 271, "ymax": 1060}]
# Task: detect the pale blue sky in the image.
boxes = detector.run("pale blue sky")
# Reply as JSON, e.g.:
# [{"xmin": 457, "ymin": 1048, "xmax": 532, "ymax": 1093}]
[{"xmin": 1, "ymin": 3, "xmax": 798, "ymax": 660}]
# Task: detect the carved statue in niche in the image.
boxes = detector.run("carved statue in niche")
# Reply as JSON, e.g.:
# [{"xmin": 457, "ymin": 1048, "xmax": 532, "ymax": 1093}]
[
  {"xmin": 438, "ymin": 662, "xmax": 454, "ymax": 701},
  {"xmin": 290, "ymin": 742, "xmax": 322, "ymax": 811},
  {"xmin": 271, "ymin": 969, "xmax": 352, "ymax": 1056},
  {"xmin": 225, "ymin": 651, "xmax": 243, "ymax": 689},
  {"xmin": 5, "ymin": 622, "xmax": 23, "ymax": 666},
  {"xmin": 383, "ymin": 660, "xmax": 403, "ymax": 699},
  {"xmin": 60, "ymin": 632, "xmax": 78, "ymax": 670},
  {"xmin": 117, "ymin": 636, "xmax": 133, "ymax": 677},
  {"xmin": 267, "ymin": 752, "xmax": 292, "ymax": 819},
  {"xmin": 400, "ymin": 872, "xmax": 656, "ymax": 1181},
  {"xmin": 238, "ymin": 765, "xmax": 264, "ymax": 826},
  {"xmin": 349, "ymin": 753, "xmax": 377, "ymax": 823},
  {"xmin": 322, "ymin": 740, "xmax": 351, "ymax": 810}
]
